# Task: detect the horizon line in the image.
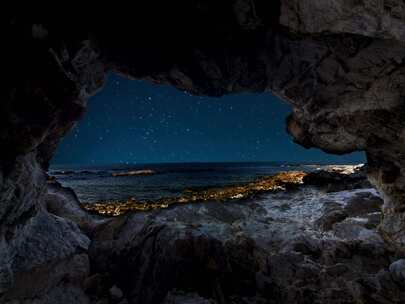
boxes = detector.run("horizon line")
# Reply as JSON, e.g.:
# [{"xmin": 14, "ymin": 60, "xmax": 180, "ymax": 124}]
[{"xmin": 50, "ymin": 160, "xmax": 365, "ymax": 167}]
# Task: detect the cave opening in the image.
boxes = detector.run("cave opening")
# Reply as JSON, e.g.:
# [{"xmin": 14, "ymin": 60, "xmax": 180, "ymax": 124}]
[
  {"xmin": 5, "ymin": 4, "xmax": 405, "ymax": 303},
  {"xmin": 53, "ymin": 74, "xmax": 365, "ymax": 165},
  {"xmin": 49, "ymin": 74, "xmax": 365, "ymax": 211}
]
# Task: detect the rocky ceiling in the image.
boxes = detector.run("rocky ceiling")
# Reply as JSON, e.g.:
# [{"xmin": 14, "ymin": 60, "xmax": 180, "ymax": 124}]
[{"xmin": 2, "ymin": 1, "xmax": 405, "ymax": 302}]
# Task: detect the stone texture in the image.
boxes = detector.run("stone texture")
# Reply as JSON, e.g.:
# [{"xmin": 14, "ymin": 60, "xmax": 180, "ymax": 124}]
[
  {"xmin": 3, "ymin": 2, "xmax": 405, "ymax": 302},
  {"xmin": 280, "ymin": 0, "xmax": 405, "ymax": 41},
  {"xmin": 45, "ymin": 179, "xmax": 105, "ymax": 235},
  {"xmin": 88, "ymin": 185, "xmax": 403, "ymax": 303}
]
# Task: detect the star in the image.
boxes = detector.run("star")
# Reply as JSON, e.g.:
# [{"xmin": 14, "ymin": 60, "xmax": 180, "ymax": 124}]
[{"xmin": 53, "ymin": 74, "xmax": 365, "ymax": 165}]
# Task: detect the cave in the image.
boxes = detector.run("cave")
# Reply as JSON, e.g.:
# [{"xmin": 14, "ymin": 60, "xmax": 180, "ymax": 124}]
[
  {"xmin": 3, "ymin": 2, "xmax": 405, "ymax": 303},
  {"xmin": 50, "ymin": 74, "xmax": 365, "ymax": 209}
]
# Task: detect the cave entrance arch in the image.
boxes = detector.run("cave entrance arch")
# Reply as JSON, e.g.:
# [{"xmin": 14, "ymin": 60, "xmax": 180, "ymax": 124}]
[
  {"xmin": 50, "ymin": 74, "xmax": 365, "ymax": 207},
  {"xmin": 4, "ymin": 3, "xmax": 405, "ymax": 302}
]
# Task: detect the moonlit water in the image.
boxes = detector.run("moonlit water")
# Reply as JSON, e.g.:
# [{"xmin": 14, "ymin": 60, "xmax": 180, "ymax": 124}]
[{"xmin": 50, "ymin": 162, "xmax": 354, "ymax": 203}]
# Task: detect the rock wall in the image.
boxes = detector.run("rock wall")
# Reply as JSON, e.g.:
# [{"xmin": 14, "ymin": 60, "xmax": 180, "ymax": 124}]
[{"xmin": 2, "ymin": 1, "xmax": 405, "ymax": 302}]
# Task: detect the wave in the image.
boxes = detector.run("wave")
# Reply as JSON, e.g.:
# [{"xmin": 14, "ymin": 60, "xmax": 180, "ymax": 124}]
[{"xmin": 112, "ymin": 169, "xmax": 155, "ymax": 177}]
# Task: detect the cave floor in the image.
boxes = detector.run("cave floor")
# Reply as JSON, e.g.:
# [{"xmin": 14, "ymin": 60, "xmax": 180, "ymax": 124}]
[{"xmin": 85, "ymin": 184, "xmax": 404, "ymax": 303}]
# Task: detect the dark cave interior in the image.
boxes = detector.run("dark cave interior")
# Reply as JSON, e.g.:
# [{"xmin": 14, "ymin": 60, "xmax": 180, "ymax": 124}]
[{"xmin": 3, "ymin": 2, "xmax": 405, "ymax": 303}]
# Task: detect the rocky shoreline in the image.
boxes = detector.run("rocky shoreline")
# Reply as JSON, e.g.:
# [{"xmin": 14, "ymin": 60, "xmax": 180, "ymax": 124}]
[
  {"xmin": 16, "ymin": 167, "xmax": 400, "ymax": 303},
  {"xmin": 81, "ymin": 171, "xmax": 307, "ymax": 216}
]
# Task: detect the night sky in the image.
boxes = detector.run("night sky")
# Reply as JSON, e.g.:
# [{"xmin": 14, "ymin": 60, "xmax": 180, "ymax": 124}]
[{"xmin": 53, "ymin": 74, "xmax": 365, "ymax": 165}]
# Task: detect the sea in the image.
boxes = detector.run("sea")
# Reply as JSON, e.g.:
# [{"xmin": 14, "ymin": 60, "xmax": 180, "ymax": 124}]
[{"xmin": 49, "ymin": 162, "xmax": 350, "ymax": 204}]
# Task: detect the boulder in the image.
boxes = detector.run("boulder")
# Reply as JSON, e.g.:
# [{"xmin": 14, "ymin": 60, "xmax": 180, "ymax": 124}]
[
  {"xmin": 45, "ymin": 180, "xmax": 105, "ymax": 235},
  {"xmin": 303, "ymin": 166, "xmax": 371, "ymax": 192}
]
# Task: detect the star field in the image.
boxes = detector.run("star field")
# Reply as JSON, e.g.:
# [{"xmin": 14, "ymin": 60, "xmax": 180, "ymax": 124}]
[{"xmin": 52, "ymin": 74, "xmax": 365, "ymax": 165}]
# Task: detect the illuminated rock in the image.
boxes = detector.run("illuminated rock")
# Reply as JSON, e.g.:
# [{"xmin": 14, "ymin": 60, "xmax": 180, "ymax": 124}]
[{"xmin": 82, "ymin": 171, "xmax": 307, "ymax": 216}]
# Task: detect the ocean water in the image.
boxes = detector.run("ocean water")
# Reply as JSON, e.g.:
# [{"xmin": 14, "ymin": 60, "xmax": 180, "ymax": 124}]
[{"xmin": 49, "ymin": 162, "xmax": 337, "ymax": 203}]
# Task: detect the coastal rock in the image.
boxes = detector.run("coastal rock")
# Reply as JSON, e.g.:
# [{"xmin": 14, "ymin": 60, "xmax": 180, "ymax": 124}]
[
  {"xmin": 45, "ymin": 180, "xmax": 105, "ymax": 235},
  {"xmin": 0, "ymin": 210, "xmax": 91, "ymax": 303},
  {"xmin": 82, "ymin": 171, "xmax": 307, "ymax": 216},
  {"xmin": 3, "ymin": 2, "xmax": 405, "ymax": 302},
  {"xmin": 315, "ymin": 208, "xmax": 348, "ymax": 231},
  {"xmin": 303, "ymin": 166, "xmax": 371, "ymax": 192},
  {"xmin": 0, "ymin": 153, "xmax": 92, "ymax": 303},
  {"xmin": 344, "ymin": 191, "xmax": 383, "ymax": 217},
  {"xmin": 88, "ymin": 187, "xmax": 403, "ymax": 303},
  {"xmin": 315, "ymin": 190, "xmax": 383, "ymax": 235}
]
